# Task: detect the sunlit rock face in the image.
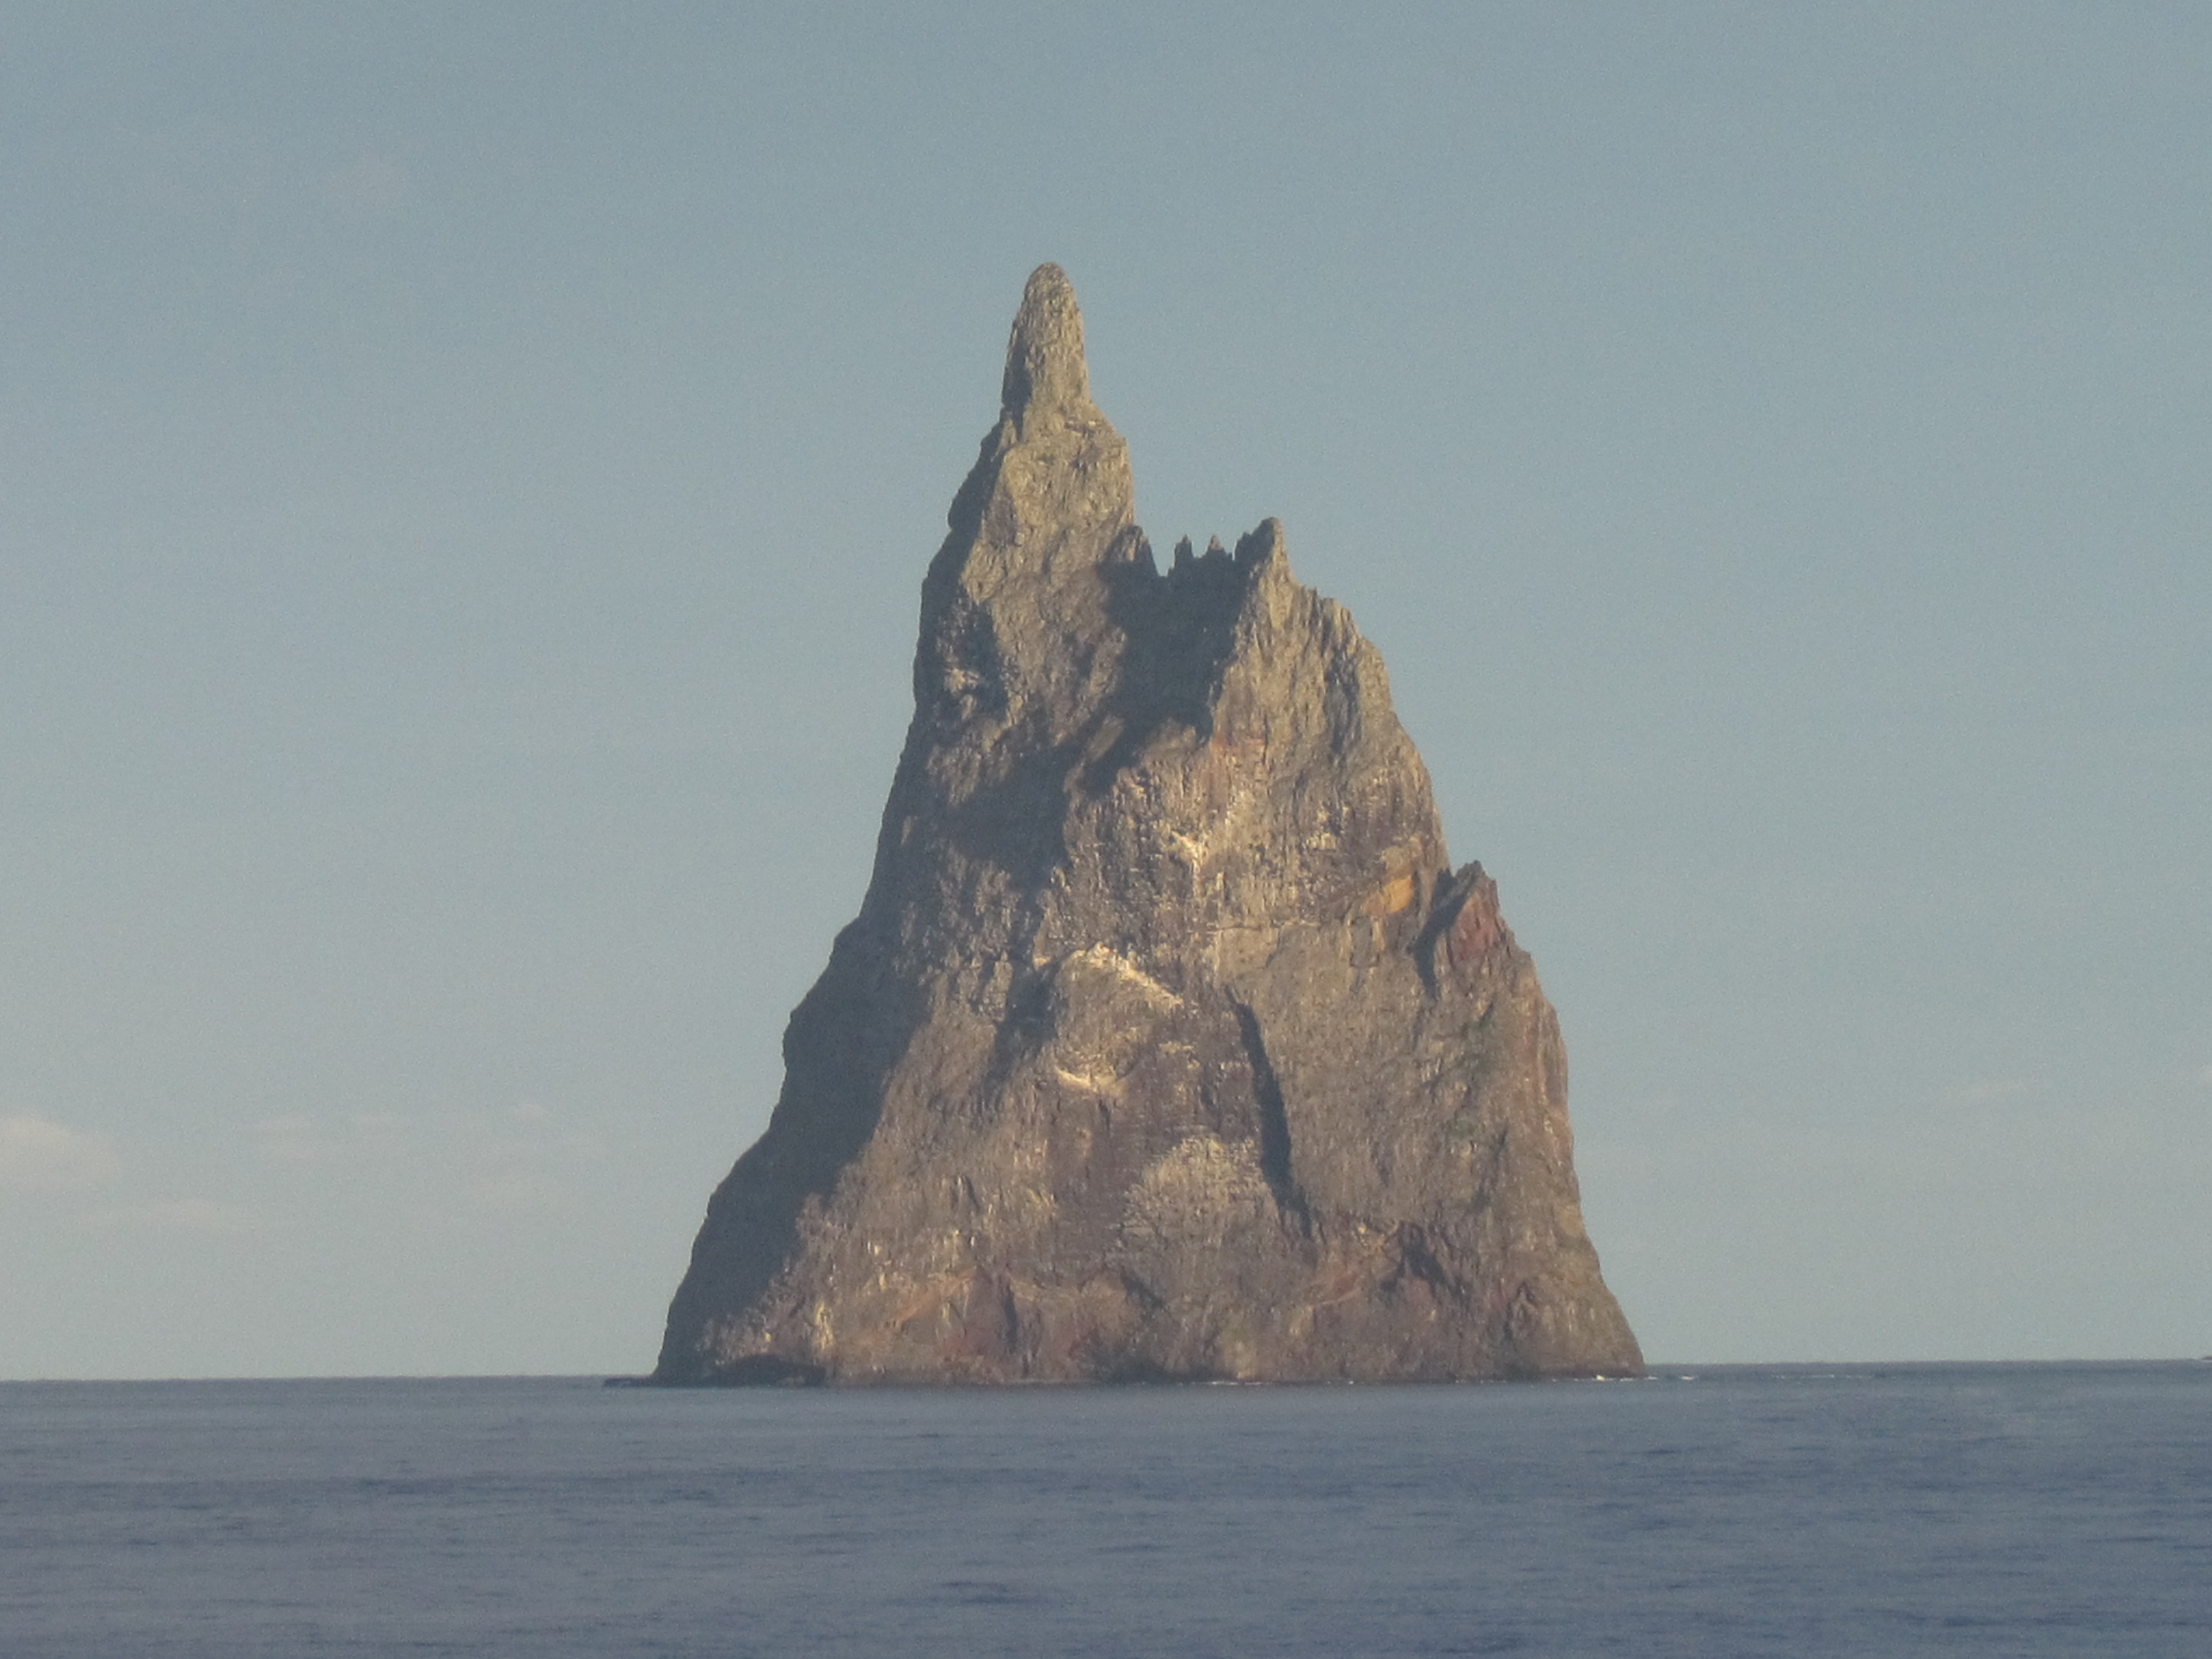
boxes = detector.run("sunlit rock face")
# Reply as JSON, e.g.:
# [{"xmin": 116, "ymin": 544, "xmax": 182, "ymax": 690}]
[{"xmin": 655, "ymin": 266, "xmax": 1640, "ymax": 1385}]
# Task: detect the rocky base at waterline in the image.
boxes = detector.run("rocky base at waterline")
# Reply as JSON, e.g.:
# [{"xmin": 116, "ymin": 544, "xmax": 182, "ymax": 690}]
[{"xmin": 655, "ymin": 266, "xmax": 1640, "ymax": 1385}]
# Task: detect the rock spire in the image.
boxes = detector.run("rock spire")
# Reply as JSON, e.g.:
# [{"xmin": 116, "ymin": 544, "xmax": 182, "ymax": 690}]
[
  {"xmin": 999, "ymin": 262, "xmax": 1091, "ymax": 420},
  {"xmin": 655, "ymin": 266, "xmax": 1640, "ymax": 1384}
]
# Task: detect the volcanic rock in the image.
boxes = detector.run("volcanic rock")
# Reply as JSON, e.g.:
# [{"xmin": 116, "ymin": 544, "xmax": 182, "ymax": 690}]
[{"xmin": 655, "ymin": 266, "xmax": 1640, "ymax": 1384}]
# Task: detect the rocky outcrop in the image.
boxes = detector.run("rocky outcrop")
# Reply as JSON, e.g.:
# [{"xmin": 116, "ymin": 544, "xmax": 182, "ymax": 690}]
[{"xmin": 655, "ymin": 266, "xmax": 1640, "ymax": 1384}]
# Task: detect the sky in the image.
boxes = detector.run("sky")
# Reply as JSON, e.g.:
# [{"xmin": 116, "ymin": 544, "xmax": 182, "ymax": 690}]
[{"xmin": 1, "ymin": 2, "xmax": 2206, "ymax": 1377}]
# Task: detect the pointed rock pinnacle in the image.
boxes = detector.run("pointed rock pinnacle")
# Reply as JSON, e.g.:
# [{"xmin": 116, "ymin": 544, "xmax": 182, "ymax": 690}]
[
  {"xmin": 653, "ymin": 268, "xmax": 1642, "ymax": 1388},
  {"xmin": 1000, "ymin": 263, "xmax": 1091, "ymax": 419}
]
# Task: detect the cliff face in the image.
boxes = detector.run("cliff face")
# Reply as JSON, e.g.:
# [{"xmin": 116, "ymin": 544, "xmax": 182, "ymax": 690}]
[{"xmin": 656, "ymin": 266, "xmax": 1640, "ymax": 1384}]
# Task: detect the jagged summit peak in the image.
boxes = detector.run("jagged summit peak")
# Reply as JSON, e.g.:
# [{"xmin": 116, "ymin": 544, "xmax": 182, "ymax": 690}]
[{"xmin": 999, "ymin": 263, "xmax": 1090, "ymax": 420}]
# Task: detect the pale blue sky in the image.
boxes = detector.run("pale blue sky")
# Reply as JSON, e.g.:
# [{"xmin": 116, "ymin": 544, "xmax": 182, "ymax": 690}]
[{"xmin": 2, "ymin": 4, "xmax": 2206, "ymax": 1376}]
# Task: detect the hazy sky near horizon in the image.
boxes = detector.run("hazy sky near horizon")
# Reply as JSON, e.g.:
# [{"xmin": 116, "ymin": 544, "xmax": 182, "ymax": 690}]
[{"xmin": 2, "ymin": 3, "xmax": 2206, "ymax": 1377}]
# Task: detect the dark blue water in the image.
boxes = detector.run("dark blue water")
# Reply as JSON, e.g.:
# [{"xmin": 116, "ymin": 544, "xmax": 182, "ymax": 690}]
[{"xmin": 2, "ymin": 1364, "xmax": 2206, "ymax": 1657}]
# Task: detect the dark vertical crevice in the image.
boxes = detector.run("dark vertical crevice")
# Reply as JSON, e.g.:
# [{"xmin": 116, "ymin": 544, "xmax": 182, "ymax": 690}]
[
  {"xmin": 1413, "ymin": 861, "xmax": 1489, "ymax": 994},
  {"xmin": 1231, "ymin": 999, "xmax": 1309, "ymax": 1235}
]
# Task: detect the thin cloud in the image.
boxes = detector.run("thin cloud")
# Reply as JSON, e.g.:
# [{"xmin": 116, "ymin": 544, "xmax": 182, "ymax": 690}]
[
  {"xmin": 1941, "ymin": 1077, "xmax": 2040, "ymax": 1107},
  {"xmin": 251, "ymin": 1114, "xmax": 323, "ymax": 1161},
  {"xmin": 0, "ymin": 1114, "xmax": 118, "ymax": 1190},
  {"xmin": 91, "ymin": 1198, "xmax": 264, "ymax": 1235},
  {"xmin": 464, "ymin": 1170, "xmax": 567, "ymax": 1215}
]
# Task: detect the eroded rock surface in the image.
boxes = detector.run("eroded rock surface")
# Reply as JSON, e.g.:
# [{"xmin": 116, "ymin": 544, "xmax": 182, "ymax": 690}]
[{"xmin": 656, "ymin": 266, "xmax": 1640, "ymax": 1384}]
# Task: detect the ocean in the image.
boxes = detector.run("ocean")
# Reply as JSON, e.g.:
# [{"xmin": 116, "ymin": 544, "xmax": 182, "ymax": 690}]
[{"xmin": 2, "ymin": 1363, "xmax": 2205, "ymax": 1657}]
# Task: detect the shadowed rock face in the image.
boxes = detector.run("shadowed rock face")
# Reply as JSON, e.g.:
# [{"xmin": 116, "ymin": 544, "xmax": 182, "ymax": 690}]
[{"xmin": 655, "ymin": 265, "xmax": 1641, "ymax": 1385}]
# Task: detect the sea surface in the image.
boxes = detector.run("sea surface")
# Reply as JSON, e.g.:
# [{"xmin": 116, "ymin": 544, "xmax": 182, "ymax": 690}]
[{"xmin": 1, "ymin": 1362, "xmax": 2206, "ymax": 1657}]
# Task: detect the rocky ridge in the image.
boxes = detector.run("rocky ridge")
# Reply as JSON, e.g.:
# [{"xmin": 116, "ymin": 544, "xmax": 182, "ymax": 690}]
[{"xmin": 655, "ymin": 265, "xmax": 1640, "ymax": 1383}]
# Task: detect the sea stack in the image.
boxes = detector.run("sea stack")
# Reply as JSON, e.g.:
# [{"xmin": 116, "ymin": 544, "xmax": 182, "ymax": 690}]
[{"xmin": 656, "ymin": 266, "xmax": 1640, "ymax": 1383}]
